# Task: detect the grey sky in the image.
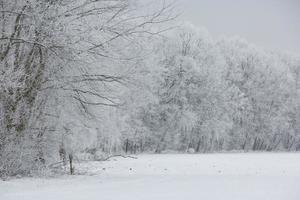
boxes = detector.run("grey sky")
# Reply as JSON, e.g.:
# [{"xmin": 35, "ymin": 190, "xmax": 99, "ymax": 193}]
[{"xmin": 178, "ymin": 0, "xmax": 300, "ymax": 54}]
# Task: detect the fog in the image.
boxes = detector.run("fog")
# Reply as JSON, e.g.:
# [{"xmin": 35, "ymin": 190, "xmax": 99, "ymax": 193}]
[{"xmin": 179, "ymin": 0, "xmax": 300, "ymax": 54}]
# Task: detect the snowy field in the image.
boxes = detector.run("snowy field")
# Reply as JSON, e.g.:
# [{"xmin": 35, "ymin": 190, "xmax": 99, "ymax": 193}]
[{"xmin": 1, "ymin": 153, "xmax": 300, "ymax": 200}]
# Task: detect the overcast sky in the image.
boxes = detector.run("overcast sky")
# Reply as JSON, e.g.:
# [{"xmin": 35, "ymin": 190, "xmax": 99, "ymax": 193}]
[{"xmin": 177, "ymin": 0, "xmax": 300, "ymax": 54}]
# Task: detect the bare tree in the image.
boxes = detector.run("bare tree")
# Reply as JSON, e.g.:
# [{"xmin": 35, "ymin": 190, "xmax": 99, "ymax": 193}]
[{"xmin": 0, "ymin": 0, "xmax": 176, "ymax": 177}]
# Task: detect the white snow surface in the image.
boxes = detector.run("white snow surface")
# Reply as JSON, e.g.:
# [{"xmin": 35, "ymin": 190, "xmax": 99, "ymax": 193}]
[{"xmin": 1, "ymin": 153, "xmax": 300, "ymax": 200}]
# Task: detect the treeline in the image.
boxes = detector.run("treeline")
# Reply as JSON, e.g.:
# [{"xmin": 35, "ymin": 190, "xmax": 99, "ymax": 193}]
[
  {"xmin": 119, "ymin": 27, "xmax": 300, "ymax": 154},
  {"xmin": 0, "ymin": 0, "xmax": 299, "ymax": 178}
]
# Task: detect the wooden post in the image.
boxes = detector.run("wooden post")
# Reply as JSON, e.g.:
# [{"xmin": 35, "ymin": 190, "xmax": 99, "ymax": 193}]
[
  {"xmin": 125, "ymin": 139, "xmax": 129, "ymax": 153},
  {"xmin": 69, "ymin": 154, "xmax": 74, "ymax": 175}
]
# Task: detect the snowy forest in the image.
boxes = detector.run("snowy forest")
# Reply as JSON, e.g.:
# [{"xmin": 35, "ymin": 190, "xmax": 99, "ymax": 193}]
[{"xmin": 0, "ymin": 0, "xmax": 300, "ymax": 179}]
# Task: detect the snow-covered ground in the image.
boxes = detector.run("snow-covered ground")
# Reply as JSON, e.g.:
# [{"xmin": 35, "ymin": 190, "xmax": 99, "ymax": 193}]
[{"xmin": 1, "ymin": 153, "xmax": 300, "ymax": 200}]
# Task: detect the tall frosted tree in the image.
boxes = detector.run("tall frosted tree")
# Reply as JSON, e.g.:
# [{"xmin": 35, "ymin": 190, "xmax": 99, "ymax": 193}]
[{"xmin": 0, "ymin": 0, "xmax": 175, "ymax": 177}]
